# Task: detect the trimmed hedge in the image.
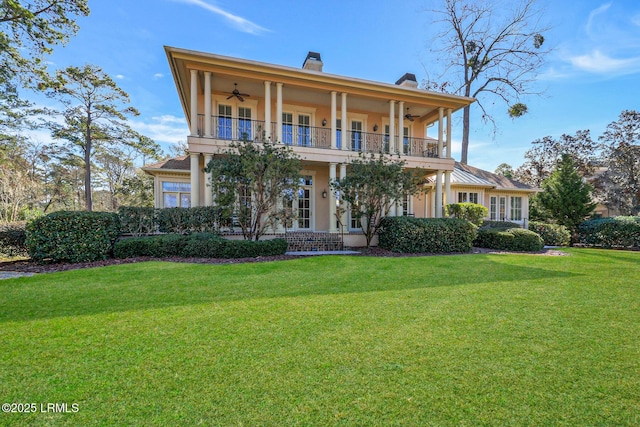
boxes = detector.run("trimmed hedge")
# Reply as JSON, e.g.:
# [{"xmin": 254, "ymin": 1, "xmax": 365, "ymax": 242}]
[
  {"xmin": 378, "ymin": 216, "xmax": 477, "ymax": 253},
  {"xmin": 114, "ymin": 233, "xmax": 288, "ymax": 259},
  {"xmin": 118, "ymin": 206, "xmax": 156, "ymax": 236},
  {"xmin": 0, "ymin": 221, "xmax": 28, "ymax": 257},
  {"xmin": 529, "ymin": 221, "xmax": 571, "ymax": 246},
  {"xmin": 480, "ymin": 220, "xmax": 521, "ymax": 229},
  {"xmin": 26, "ymin": 211, "xmax": 121, "ymax": 263},
  {"xmin": 578, "ymin": 216, "xmax": 640, "ymax": 248},
  {"xmin": 446, "ymin": 203, "xmax": 488, "ymax": 226},
  {"xmin": 475, "ymin": 227, "xmax": 544, "ymax": 252},
  {"xmin": 118, "ymin": 206, "xmax": 220, "ymax": 235}
]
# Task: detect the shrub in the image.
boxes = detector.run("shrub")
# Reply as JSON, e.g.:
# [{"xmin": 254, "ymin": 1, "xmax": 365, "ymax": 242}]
[
  {"xmin": 26, "ymin": 211, "xmax": 120, "ymax": 263},
  {"xmin": 118, "ymin": 206, "xmax": 156, "ymax": 236},
  {"xmin": 114, "ymin": 234, "xmax": 288, "ymax": 259},
  {"xmin": 480, "ymin": 220, "xmax": 521, "ymax": 229},
  {"xmin": 156, "ymin": 206, "xmax": 219, "ymax": 234},
  {"xmin": 446, "ymin": 203, "xmax": 488, "ymax": 226},
  {"xmin": 578, "ymin": 216, "xmax": 640, "ymax": 248},
  {"xmin": 378, "ymin": 216, "xmax": 477, "ymax": 253},
  {"xmin": 0, "ymin": 221, "xmax": 28, "ymax": 257},
  {"xmin": 475, "ymin": 227, "xmax": 544, "ymax": 252},
  {"xmin": 529, "ymin": 221, "xmax": 571, "ymax": 246}
]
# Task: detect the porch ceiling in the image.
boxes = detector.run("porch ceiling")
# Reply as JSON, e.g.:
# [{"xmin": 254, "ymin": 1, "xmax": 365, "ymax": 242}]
[{"xmin": 166, "ymin": 46, "xmax": 474, "ymax": 124}]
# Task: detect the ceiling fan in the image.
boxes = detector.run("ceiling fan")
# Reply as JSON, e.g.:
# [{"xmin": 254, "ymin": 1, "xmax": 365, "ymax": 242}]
[
  {"xmin": 404, "ymin": 108, "xmax": 420, "ymax": 122},
  {"xmin": 226, "ymin": 83, "xmax": 250, "ymax": 102}
]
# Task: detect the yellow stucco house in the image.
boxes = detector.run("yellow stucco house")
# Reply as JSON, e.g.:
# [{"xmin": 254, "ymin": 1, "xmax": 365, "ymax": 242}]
[{"xmin": 144, "ymin": 47, "xmax": 536, "ymax": 247}]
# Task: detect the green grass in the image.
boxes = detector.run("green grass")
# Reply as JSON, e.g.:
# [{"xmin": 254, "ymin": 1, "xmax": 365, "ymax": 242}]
[{"xmin": 1, "ymin": 248, "xmax": 639, "ymax": 426}]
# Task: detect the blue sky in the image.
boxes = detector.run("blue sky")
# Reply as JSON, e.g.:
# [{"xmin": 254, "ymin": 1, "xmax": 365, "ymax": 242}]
[{"xmin": 35, "ymin": 0, "xmax": 640, "ymax": 172}]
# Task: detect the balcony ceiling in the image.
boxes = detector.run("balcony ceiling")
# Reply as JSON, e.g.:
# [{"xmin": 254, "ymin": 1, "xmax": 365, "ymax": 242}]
[{"xmin": 166, "ymin": 46, "xmax": 474, "ymax": 124}]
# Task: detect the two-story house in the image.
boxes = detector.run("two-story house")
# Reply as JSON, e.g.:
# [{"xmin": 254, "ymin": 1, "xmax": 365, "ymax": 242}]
[{"xmin": 144, "ymin": 47, "xmax": 535, "ymax": 247}]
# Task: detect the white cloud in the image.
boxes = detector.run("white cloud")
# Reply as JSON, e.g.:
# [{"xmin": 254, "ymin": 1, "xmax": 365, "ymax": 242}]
[
  {"xmin": 586, "ymin": 2, "xmax": 612, "ymax": 34},
  {"xmin": 172, "ymin": 0, "xmax": 269, "ymax": 35},
  {"xmin": 115, "ymin": 74, "xmax": 125, "ymax": 80},
  {"xmin": 153, "ymin": 73, "xmax": 164, "ymax": 79},
  {"xmin": 568, "ymin": 49, "xmax": 640, "ymax": 75},
  {"xmin": 130, "ymin": 114, "xmax": 188, "ymax": 147},
  {"xmin": 633, "ymin": 14, "xmax": 640, "ymax": 27}
]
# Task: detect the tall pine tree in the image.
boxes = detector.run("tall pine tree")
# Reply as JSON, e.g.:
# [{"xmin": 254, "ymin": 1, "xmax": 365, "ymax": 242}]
[{"xmin": 538, "ymin": 154, "xmax": 596, "ymax": 242}]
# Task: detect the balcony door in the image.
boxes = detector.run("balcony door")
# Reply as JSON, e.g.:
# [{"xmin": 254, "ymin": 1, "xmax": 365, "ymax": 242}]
[
  {"xmin": 351, "ymin": 120, "xmax": 363, "ymax": 151},
  {"xmin": 297, "ymin": 114, "xmax": 311, "ymax": 147},
  {"xmin": 238, "ymin": 107, "xmax": 252, "ymax": 140},
  {"xmin": 218, "ymin": 104, "xmax": 232, "ymax": 140}
]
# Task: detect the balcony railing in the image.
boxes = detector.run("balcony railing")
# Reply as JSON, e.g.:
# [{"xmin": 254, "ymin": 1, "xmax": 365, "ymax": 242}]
[{"xmin": 196, "ymin": 115, "xmax": 439, "ymax": 158}]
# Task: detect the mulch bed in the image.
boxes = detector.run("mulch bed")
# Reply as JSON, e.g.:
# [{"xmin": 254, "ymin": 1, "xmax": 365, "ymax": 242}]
[{"xmin": 0, "ymin": 247, "xmax": 567, "ymax": 274}]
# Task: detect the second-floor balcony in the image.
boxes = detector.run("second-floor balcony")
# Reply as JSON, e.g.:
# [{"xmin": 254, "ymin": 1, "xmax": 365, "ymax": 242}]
[{"xmin": 197, "ymin": 115, "xmax": 440, "ymax": 158}]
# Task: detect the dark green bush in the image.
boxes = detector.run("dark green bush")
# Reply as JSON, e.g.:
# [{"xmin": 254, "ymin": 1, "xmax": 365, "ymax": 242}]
[
  {"xmin": 475, "ymin": 227, "xmax": 544, "ymax": 252},
  {"xmin": 26, "ymin": 211, "xmax": 121, "ymax": 263},
  {"xmin": 578, "ymin": 216, "xmax": 640, "ymax": 248},
  {"xmin": 0, "ymin": 221, "xmax": 28, "ymax": 257},
  {"xmin": 378, "ymin": 216, "xmax": 477, "ymax": 253},
  {"xmin": 480, "ymin": 220, "xmax": 521, "ymax": 229},
  {"xmin": 529, "ymin": 221, "xmax": 571, "ymax": 246},
  {"xmin": 446, "ymin": 203, "xmax": 488, "ymax": 226},
  {"xmin": 157, "ymin": 206, "xmax": 219, "ymax": 234},
  {"xmin": 114, "ymin": 234, "xmax": 288, "ymax": 259},
  {"xmin": 118, "ymin": 206, "xmax": 156, "ymax": 236}
]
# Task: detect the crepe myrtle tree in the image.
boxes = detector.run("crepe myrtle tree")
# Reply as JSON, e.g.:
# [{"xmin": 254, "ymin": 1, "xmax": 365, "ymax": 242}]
[
  {"xmin": 204, "ymin": 138, "xmax": 301, "ymax": 241},
  {"xmin": 331, "ymin": 152, "xmax": 425, "ymax": 247}
]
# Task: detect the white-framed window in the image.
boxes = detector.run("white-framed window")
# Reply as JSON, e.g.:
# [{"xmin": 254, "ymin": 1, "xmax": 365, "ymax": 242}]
[
  {"xmin": 336, "ymin": 119, "xmax": 342, "ymax": 149},
  {"xmin": 297, "ymin": 114, "xmax": 311, "ymax": 147},
  {"xmin": 403, "ymin": 194, "xmax": 412, "ymax": 216},
  {"xmin": 511, "ymin": 196, "xmax": 522, "ymax": 221},
  {"xmin": 162, "ymin": 181, "xmax": 191, "ymax": 208},
  {"xmin": 218, "ymin": 104, "xmax": 232, "ymax": 140},
  {"xmin": 458, "ymin": 192, "xmax": 479, "ymax": 204},
  {"xmin": 350, "ymin": 205, "xmax": 363, "ymax": 230},
  {"xmin": 490, "ymin": 196, "xmax": 497, "ymax": 220},
  {"xmin": 282, "ymin": 112, "xmax": 293, "ymax": 145},
  {"xmin": 402, "ymin": 127, "xmax": 410, "ymax": 154},
  {"xmin": 238, "ymin": 106, "xmax": 252, "ymax": 140},
  {"xmin": 351, "ymin": 120, "xmax": 363, "ymax": 151}
]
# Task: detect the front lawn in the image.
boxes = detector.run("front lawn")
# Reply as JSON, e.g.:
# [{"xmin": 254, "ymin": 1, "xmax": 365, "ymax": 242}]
[{"xmin": 1, "ymin": 249, "xmax": 639, "ymax": 426}]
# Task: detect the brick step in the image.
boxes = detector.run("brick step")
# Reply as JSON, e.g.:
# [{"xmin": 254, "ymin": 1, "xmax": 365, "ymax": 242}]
[{"xmin": 285, "ymin": 232, "xmax": 343, "ymax": 252}]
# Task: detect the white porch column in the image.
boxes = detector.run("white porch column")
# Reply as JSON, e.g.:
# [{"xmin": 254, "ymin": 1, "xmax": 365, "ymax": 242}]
[
  {"xmin": 398, "ymin": 101, "xmax": 404, "ymax": 154},
  {"xmin": 330, "ymin": 91, "xmax": 337, "ymax": 149},
  {"xmin": 203, "ymin": 154, "xmax": 213, "ymax": 206},
  {"xmin": 276, "ymin": 83, "xmax": 283, "ymax": 142},
  {"xmin": 190, "ymin": 153, "xmax": 200, "ymax": 207},
  {"xmin": 264, "ymin": 81, "xmax": 272, "ymax": 140},
  {"xmin": 430, "ymin": 189, "xmax": 436, "ymax": 218},
  {"xmin": 204, "ymin": 72, "xmax": 212, "ymax": 137},
  {"xmin": 329, "ymin": 163, "xmax": 338, "ymax": 232},
  {"xmin": 389, "ymin": 100, "xmax": 396, "ymax": 154},
  {"xmin": 435, "ymin": 170, "xmax": 443, "ymax": 218},
  {"xmin": 438, "ymin": 107, "xmax": 444, "ymax": 158},
  {"xmin": 446, "ymin": 108, "xmax": 452, "ymax": 158},
  {"xmin": 190, "ymin": 69, "xmax": 198, "ymax": 136},
  {"xmin": 444, "ymin": 171, "xmax": 452, "ymax": 208},
  {"xmin": 339, "ymin": 163, "xmax": 348, "ymax": 228},
  {"xmin": 341, "ymin": 93, "xmax": 348, "ymax": 150},
  {"xmin": 396, "ymin": 199, "xmax": 403, "ymax": 217}
]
